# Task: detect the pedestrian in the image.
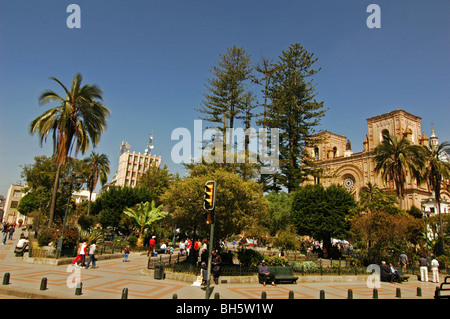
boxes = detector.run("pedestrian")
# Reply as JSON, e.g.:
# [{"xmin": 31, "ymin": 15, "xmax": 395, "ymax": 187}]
[
  {"xmin": 123, "ymin": 245, "xmax": 130, "ymax": 262},
  {"xmin": 147, "ymin": 236, "xmax": 156, "ymax": 257},
  {"xmin": 201, "ymin": 262, "xmax": 208, "ymax": 286},
  {"xmin": 79, "ymin": 239, "xmax": 87, "ymax": 267},
  {"xmin": 85, "ymin": 240, "xmax": 97, "ymax": 269},
  {"xmin": 71, "ymin": 241, "xmax": 83, "ymax": 266},
  {"xmin": 186, "ymin": 238, "xmax": 192, "ymax": 256},
  {"xmin": 419, "ymin": 255, "xmax": 429, "ymax": 282},
  {"xmin": 8, "ymin": 225, "xmax": 15, "ymax": 240},
  {"xmin": 179, "ymin": 240, "xmax": 185, "ymax": 255},
  {"xmin": 1, "ymin": 223, "xmax": 9, "ymax": 244},
  {"xmin": 431, "ymin": 255, "xmax": 440, "ymax": 283},
  {"xmin": 398, "ymin": 251, "xmax": 408, "ymax": 272},
  {"xmin": 211, "ymin": 250, "xmax": 221, "ymax": 285}
]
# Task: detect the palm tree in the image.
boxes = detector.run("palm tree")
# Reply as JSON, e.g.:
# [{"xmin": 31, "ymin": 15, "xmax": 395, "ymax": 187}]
[
  {"xmin": 373, "ymin": 131, "xmax": 426, "ymax": 209},
  {"xmin": 422, "ymin": 141, "xmax": 450, "ymax": 252},
  {"xmin": 30, "ymin": 73, "xmax": 110, "ymax": 227},
  {"xmin": 84, "ymin": 152, "xmax": 110, "ymax": 215},
  {"xmin": 123, "ymin": 201, "xmax": 169, "ymax": 247}
]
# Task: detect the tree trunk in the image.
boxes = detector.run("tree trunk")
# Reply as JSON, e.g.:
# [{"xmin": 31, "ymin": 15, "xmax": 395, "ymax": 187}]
[{"xmin": 48, "ymin": 162, "xmax": 61, "ymax": 227}]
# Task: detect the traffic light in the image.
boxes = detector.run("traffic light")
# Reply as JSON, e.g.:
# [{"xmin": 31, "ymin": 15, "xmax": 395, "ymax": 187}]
[{"xmin": 203, "ymin": 180, "xmax": 216, "ymax": 211}]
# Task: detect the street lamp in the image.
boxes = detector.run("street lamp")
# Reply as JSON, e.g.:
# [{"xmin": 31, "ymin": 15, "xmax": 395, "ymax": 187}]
[{"xmin": 422, "ymin": 206, "xmax": 431, "ymax": 258}]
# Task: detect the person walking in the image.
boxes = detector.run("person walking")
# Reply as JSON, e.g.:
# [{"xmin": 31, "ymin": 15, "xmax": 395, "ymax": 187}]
[
  {"xmin": 1, "ymin": 223, "xmax": 9, "ymax": 244},
  {"xmin": 179, "ymin": 240, "xmax": 185, "ymax": 255},
  {"xmin": 211, "ymin": 250, "xmax": 222, "ymax": 285},
  {"xmin": 79, "ymin": 239, "xmax": 87, "ymax": 267},
  {"xmin": 431, "ymin": 256, "xmax": 440, "ymax": 283},
  {"xmin": 398, "ymin": 251, "xmax": 408, "ymax": 272},
  {"xmin": 123, "ymin": 245, "xmax": 131, "ymax": 262},
  {"xmin": 85, "ymin": 240, "xmax": 97, "ymax": 269},
  {"xmin": 419, "ymin": 255, "xmax": 429, "ymax": 282}
]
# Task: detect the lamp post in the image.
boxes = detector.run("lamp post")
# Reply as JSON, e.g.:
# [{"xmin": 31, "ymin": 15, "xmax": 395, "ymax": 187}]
[{"xmin": 422, "ymin": 206, "xmax": 430, "ymax": 257}]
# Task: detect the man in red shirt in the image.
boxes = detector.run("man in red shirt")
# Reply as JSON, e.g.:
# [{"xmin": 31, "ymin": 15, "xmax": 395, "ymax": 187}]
[{"xmin": 148, "ymin": 236, "xmax": 156, "ymax": 257}]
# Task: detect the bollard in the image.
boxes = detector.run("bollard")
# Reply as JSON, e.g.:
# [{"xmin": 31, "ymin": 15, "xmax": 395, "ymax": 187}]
[
  {"xmin": 347, "ymin": 289, "xmax": 353, "ymax": 299},
  {"xmin": 214, "ymin": 293, "xmax": 220, "ymax": 299},
  {"xmin": 373, "ymin": 288, "xmax": 378, "ymax": 299},
  {"xmin": 396, "ymin": 288, "xmax": 401, "ymax": 298},
  {"xmin": 75, "ymin": 282, "xmax": 83, "ymax": 295},
  {"xmin": 40, "ymin": 278, "xmax": 47, "ymax": 291},
  {"xmin": 121, "ymin": 288, "xmax": 128, "ymax": 299},
  {"xmin": 417, "ymin": 287, "xmax": 422, "ymax": 297},
  {"xmin": 172, "ymin": 294, "xmax": 178, "ymax": 299},
  {"xmin": 320, "ymin": 290, "xmax": 325, "ymax": 299},
  {"xmin": 261, "ymin": 291, "xmax": 267, "ymax": 299},
  {"xmin": 2, "ymin": 273, "xmax": 10, "ymax": 285},
  {"xmin": 289, "ymin": 291, "xmax": 294, "ymax": 299}
]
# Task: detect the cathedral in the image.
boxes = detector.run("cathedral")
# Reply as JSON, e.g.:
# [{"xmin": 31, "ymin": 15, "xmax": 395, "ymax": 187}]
[{"xmin": 304, "ymin": 109, "xmax": 449, "ymax": 213}]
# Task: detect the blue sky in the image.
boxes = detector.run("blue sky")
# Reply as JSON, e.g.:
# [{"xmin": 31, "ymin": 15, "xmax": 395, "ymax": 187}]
[{"xmin": 0, "ymin": 0, "xmax": 449, "ymax": 196}]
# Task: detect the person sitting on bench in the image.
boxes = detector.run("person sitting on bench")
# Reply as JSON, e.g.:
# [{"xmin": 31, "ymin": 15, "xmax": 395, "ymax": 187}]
[{"xmin": 259, "ymin": 260, "xmax": 276, "ymax": 287}]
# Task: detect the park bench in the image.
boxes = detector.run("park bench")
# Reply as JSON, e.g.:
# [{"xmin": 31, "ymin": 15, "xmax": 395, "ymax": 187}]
[
  {"xmin": 259, "ymin": 266, "xmax": 298, "ymax": 284},
  {"xmin": 434, "ymin": 276, "xmax": 450, "ymax": 300},
  {"xmin": 394, "ymin": 267, "xmax": 409, "ymax": 282}
]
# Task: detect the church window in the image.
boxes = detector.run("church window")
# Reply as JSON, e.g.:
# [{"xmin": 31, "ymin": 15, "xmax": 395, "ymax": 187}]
[
  {"xmin": 342, "ymin": 176, "xmax": 355, "ymax": 192},
  {"xmin": 314, "ymin": 147, "xmax": 319, "ymax": 160}
]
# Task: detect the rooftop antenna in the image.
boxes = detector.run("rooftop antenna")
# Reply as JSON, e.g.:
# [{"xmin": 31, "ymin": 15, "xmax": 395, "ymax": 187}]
[
  {"xmin": 144, "ymin": 132, "xmax": 154, "ymax": 155},
  {"xmin": 119, "ymin": 141, "xmax": 131, "ymax": 155}
]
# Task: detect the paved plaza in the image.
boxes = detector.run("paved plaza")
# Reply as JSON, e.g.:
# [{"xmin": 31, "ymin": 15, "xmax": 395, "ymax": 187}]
[{"xmin": 0, "ymin": 231, "xmax": 443, "ymax": 300}]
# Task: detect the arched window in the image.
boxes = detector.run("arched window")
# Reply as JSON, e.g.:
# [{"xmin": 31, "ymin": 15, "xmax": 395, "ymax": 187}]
[
  {"xmin": 314, "ymin": 147, "xmax": 319, "ymax": 160},
  {"xmin": 381, "ymin": 129, "xmax": 389, "ymax": 142}
]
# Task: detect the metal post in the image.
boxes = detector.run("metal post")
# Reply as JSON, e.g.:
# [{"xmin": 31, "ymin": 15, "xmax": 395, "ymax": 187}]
[
  {"xmin": 347, "ymin": 289, "xmax": 353, "ymax": 299},
  {"xmin": 121, "ymin": 288, "xmax": 128, "ymax": 299},
  {"xmin": 40, "ymin": 277, "xmax": 47, "ymax": 290},
  {"xmin": 2, "ymin": 273, "xmax": 10, "ymax": 285},
  {"xmin": 205, "ymin": 208, "xmax": 215, "ymax": 299}
]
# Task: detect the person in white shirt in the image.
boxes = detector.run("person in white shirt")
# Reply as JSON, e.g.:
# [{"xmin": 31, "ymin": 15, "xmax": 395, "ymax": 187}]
[
  {"xmin": 85, "ymin": 240, "xmax": 97, "ymax": 269},
  {"xmin": 431, "ymin": 256, "xmax": 440, "ymax": 283}
]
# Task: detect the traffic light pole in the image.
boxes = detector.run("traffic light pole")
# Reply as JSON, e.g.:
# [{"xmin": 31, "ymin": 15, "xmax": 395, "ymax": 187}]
[{"xmin": 205, "ymin": 208, "xmax": 215, "ymax": 299}]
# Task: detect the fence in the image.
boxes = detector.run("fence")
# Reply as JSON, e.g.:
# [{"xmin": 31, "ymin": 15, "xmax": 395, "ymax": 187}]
[{"xmin": 28, "ymin": 242, "xmax": 126, "ymax": 259}]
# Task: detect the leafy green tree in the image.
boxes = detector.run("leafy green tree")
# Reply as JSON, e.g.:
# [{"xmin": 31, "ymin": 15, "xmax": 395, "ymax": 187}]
[
  {"xmin": 351, "ymin": 211, "xmax": 423, "ymax": 265},
  {"xmin": 264, "ymin": 191, "xmax": 293, "ymax": 235},
  {"xmin": 30, "ymin": 73, "xmax": 110, "ymax": 226},
  {"xmin": 373, "ymin": 131, "xmax": 426, "ymax": 209},
  {"xmin": 162, "ymin": 167, "xmax": 269, "ymax": 245},
  {"xmin": 358, "ymin": 182, "xmax": 399, "ymax": 214},
  {"xmin": 291, "ymin": 184, "xmax": 357, "ymax": 252},
  {"xmin": 136, "ymin": 164, "xmax": 173, "ymax": 206},
  {"xmin": 83, "ymin": 152, "xmax": 110, "ymax": 215},
  {"xmin": 266, "ymin": 43, "xmax": 326, "ymax": 192},
  {"xmin": 421, "ymin": 141, "xmax": 450, "ymax": 253},
  {"xmin": 20, "ymin": 155, "xmax": 84, "ymax": 226},
  {"xmin": 123, "ymin": 200, "xmax": 169, "ymax": 247},
  {"xmin": 92, "ymin": 187, "xmax": 154, "ymax": 229}
]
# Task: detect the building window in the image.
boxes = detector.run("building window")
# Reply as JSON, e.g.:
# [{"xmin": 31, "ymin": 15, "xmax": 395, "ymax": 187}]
[
  {"xmin": 13, "ymin": 190, "xmax": 22, "ymax": 197},
  {"xmin": 342, "ymin": 176, "xmax": 355, "ymax": 192},
  {"xmin": 314, "ymin": 147, "xmax": 319, "ymax": 161}
]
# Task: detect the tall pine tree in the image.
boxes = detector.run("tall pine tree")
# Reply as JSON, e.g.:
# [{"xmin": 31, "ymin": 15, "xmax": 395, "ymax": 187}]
[{"xmin": 266, "ymin": 43, "xmax": 326, "ymax": 192}]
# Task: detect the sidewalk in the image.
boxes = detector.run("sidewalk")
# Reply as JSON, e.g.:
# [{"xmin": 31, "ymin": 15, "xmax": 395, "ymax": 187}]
[{"xmin": 0, "ymin": 231, "xmax": 442, "ymax": 300}]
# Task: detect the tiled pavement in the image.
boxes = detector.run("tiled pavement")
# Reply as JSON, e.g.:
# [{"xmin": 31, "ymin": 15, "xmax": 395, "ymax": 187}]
[{"xmin": 0, "ymin": 231, "xmax": 444, "ymax": 300}]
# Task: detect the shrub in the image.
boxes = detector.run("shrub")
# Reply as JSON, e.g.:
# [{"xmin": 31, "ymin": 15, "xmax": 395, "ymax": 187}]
[
  {"xmin": 292, "ymin": 261, "xmax": 319, "ymax": 272},
  {"xmin": 127, "ymin": 235, "xmax": 138, "ymax": 247},
  {"xmin": 236, "ymin": 248, "xmax": 264, "ymax": 266},
  {"xmin": 264, "ymin": 255, "xmax": 289, "ymax": 266}
]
